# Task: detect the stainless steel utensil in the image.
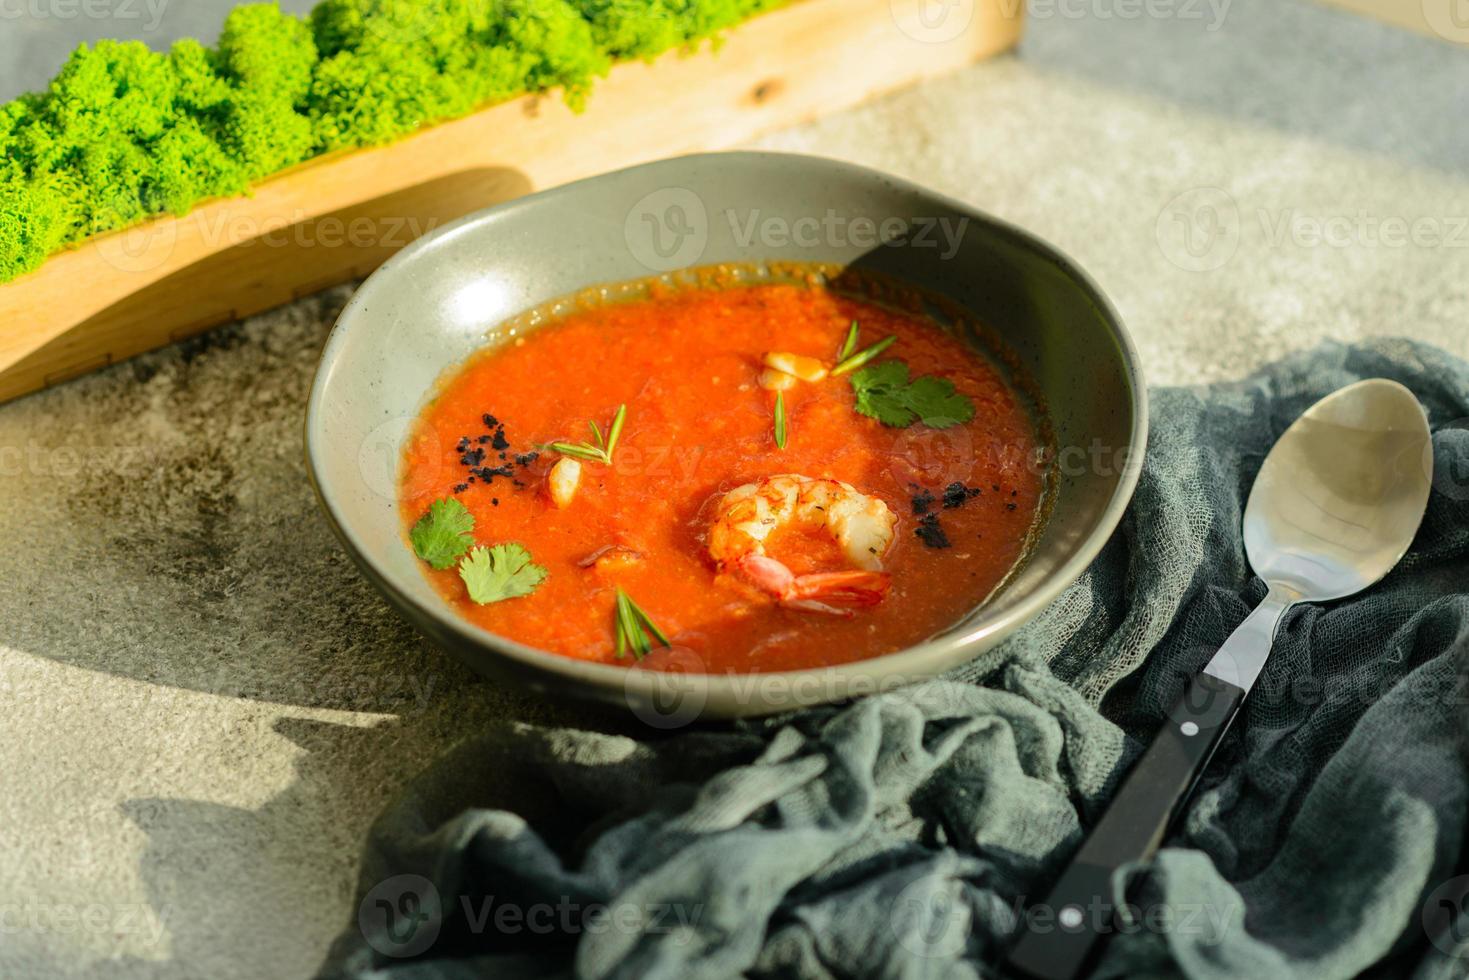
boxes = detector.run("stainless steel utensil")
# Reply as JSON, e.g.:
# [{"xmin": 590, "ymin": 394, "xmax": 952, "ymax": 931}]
[{"xmin": 1007, "ymin": 378, "xmax": 1435, "ymax": 980}]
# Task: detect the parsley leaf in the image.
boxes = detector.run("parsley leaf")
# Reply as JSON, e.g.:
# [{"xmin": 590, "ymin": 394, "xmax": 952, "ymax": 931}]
[
  {"xmin": 410, "ymin": 498, "xmax": 476, "ymax": 570},
  {"xmin": 848, "ymin": 360, "xmax": 975, "ymax": 429},
  {"xmin": 850, "ymin": 361, "xmax": 913, "ymax": 425},
  {"xmin": 903, "ymin": 375, "xmax": 976, "ymax": 429},
  {"xmin": 458, "ymin": 543, "xmax": 548, "ymax": 604}
]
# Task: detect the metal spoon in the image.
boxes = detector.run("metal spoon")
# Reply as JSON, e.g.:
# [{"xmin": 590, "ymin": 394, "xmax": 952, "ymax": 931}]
[{"xmin": 1007, "ymin": 378, "xmax": 1434, "ymax": 980}]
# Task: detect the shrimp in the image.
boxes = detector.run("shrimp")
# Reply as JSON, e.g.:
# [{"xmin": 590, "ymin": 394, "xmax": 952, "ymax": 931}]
[{"xmin": 707, "ymin": 474, "xmax": 897, "ymax": 615}]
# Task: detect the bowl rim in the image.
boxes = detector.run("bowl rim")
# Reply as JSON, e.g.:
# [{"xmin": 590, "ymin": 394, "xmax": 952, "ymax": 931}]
[{"xmin": 305, "ymin": 150, "xmax": 1148, "ymax": 706}]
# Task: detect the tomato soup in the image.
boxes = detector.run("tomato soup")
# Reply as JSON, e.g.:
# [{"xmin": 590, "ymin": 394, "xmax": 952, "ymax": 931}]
[{"xmin": 400, "ymin": 272, "xmax": 1046, "ymax": 673}]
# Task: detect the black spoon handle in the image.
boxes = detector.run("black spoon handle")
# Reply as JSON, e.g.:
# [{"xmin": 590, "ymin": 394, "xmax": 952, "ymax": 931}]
[{"xmin": 1005, "ymin": 672, "xmax": 1246, "ymax": 980}]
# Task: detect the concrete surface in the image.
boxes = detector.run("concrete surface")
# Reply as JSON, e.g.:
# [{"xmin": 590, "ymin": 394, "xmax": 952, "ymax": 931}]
[{"xmin": 3, "ymin": 1, "xmax": 1469, "ymax": 977}]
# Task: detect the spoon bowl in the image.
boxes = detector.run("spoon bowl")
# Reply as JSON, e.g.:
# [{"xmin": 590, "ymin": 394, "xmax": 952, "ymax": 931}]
[{"xmin": 1245, "ymin": 378, "xmax": 1434, "ymax": 602}]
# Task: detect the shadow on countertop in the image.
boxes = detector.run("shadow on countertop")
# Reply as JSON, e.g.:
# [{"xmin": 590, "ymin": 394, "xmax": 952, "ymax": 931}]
[
  {"xmin": 114, "ymin": 712, "xmax": 763, "ymax": 979},
  {"xmin": 0, "ymin": 286, "xmax": 567, "ymax": 720},
  {"xmin": 113, "ymin": 717, "xmax": 476, "ymax": 979}
]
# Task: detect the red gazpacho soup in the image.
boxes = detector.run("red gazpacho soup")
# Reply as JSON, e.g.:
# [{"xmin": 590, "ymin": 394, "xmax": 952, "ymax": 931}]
[{"xmin": 400, "ymin": 270, "xmax": 1047, "ymax": 673}]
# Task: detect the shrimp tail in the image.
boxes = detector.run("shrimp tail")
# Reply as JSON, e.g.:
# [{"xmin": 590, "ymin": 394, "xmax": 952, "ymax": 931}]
[
  {"xmin": 735, "ymin": 555, "xmax": 890, "ymax": 616},
  {"xmin": 735, "ymin": 553, "xmax": 798, "ymax": 596},
  {"xmin": 782, "ymin": 597, "xmax": 857, "ymax": 617},
  {"xmin": 787, "ymin": 570, "xmax": 891, "ymax": 607}
]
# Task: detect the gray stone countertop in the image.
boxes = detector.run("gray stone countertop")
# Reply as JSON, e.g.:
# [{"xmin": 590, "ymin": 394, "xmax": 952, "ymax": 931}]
[{"xmin": 2, "ymin": 1, "xmax": 1468, "ymax": 976}]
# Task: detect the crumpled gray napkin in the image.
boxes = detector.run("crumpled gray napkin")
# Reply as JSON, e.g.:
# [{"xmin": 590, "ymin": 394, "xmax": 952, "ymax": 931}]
[{"xmin": 319, "ymin": 338, "xmax": 1469, "ymax": 980}]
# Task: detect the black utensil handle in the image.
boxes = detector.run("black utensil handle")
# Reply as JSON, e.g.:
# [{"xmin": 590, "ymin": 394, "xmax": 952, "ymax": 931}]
[{"xmin": 1005, "ymin": 672, "xmax": 1246, "ymax": 980}]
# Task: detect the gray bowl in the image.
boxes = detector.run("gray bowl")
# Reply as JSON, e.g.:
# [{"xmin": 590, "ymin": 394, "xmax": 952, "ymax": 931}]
[{"xmin": 306, "ymin": 151, "xmax": 1146, "ymax": 720}]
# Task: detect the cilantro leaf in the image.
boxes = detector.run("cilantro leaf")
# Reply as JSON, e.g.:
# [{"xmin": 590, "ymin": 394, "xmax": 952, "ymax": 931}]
[
  {"xmin": 850, "ymin": 361, "xmax": 917, "ymax": 427},
  {"xmin": 902, "ymin": 375, "xmax": 975, "ymax": 429},
  {"xmin": 848, "ymin": 360, "xmax": 975, "ymax": 429},
  {"xmin": 458, "ymin": 543, "xmax": 548, "ymax": 604},
  {"xmin": 853, "ymin": 359, "xmax": 909, "ymax": 390},
  {"xmin": 410, "ymin": 498, "xmax": 475, "ymax": 570}
]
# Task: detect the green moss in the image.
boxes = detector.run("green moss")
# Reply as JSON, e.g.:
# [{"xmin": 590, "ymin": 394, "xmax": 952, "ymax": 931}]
[
  {"xmin": 216, "ymin": 4, "xmax": 320, "ymax": 177},
  {"xmin": 0, "ymin": 0, "xmax": 786, "ymax": 284},
  {"xmin": 579, "ymin": 0, "xmax": 785, "ymax": 57},
  {"xmin": 0, "ymin": 178, "xmax": 72, "ymax": 282},
  {"xmin": 144, "ymin": 117, "xmax": 249, "ymax": 214},
  {"xmin": 217, "ymin": 4, "xmax": 318, "ymax": 101},
  {"xmin": 307, "ymin": 0, "xmax": 613, "ymax": 150}
]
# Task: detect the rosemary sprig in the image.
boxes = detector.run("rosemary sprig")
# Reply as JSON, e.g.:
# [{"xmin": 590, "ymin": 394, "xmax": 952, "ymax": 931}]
[
  {"xmin": 613, "ymin": 588, "xmax": 670, "ymax": 660},
  {"xmin": 831, "ymin": 334, "xmax": 897, "ymax": 377},
  {"xmin": 838, "ymin": 319, "xmax": 861, "ymax": 360},
  {"xmin": 773, "ymin": 391, "xmax": 788, "ymax": 449},
  {"xmin": 548, "ymin": 404, "xmax": 627, "ymax": 465}
]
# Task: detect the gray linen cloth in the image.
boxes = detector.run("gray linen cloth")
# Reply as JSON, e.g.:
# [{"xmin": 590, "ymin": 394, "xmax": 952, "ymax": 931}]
[{"xmin": 320, "ymin": 338, "xmax": 1469, "ymax": 979}]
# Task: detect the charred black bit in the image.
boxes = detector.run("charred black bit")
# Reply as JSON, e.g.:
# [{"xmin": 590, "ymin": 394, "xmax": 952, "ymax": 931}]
[
  {"xmin": 449, "ymin": 412, "xmax": 546, "ymax": 494},
  {"xmin": 915, "ymin": 513, "xmax": 951, "ymax": 549},
  {"xmin": 941, "ymin": 482, "xmax": 982, "ymax": 509},
  {"xmin": 473, "ymin": 464, "xmax": 514, "ymax": 483},
  {"xmin": 491, "ymin": 498, "xmax": 500, "ymax": 506},
  {"xmin": 1006, "ymin": 502, "xmax": 1017, "ymax": 511},
  {"xmin": 912, "ymin": 481, "xmax": 985, "ymax": 546}
]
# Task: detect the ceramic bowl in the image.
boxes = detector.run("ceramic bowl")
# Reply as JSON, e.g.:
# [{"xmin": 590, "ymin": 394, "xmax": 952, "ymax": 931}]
[{"xmin": 306, "ymin": 152, "xmax": 1146, "ymax": 720}]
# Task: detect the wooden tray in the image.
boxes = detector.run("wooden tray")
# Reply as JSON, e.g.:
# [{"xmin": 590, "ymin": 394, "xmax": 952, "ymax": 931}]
[{"xmin": 0, "ymin": 0, "xmax": 1022, "ymax": 404}]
